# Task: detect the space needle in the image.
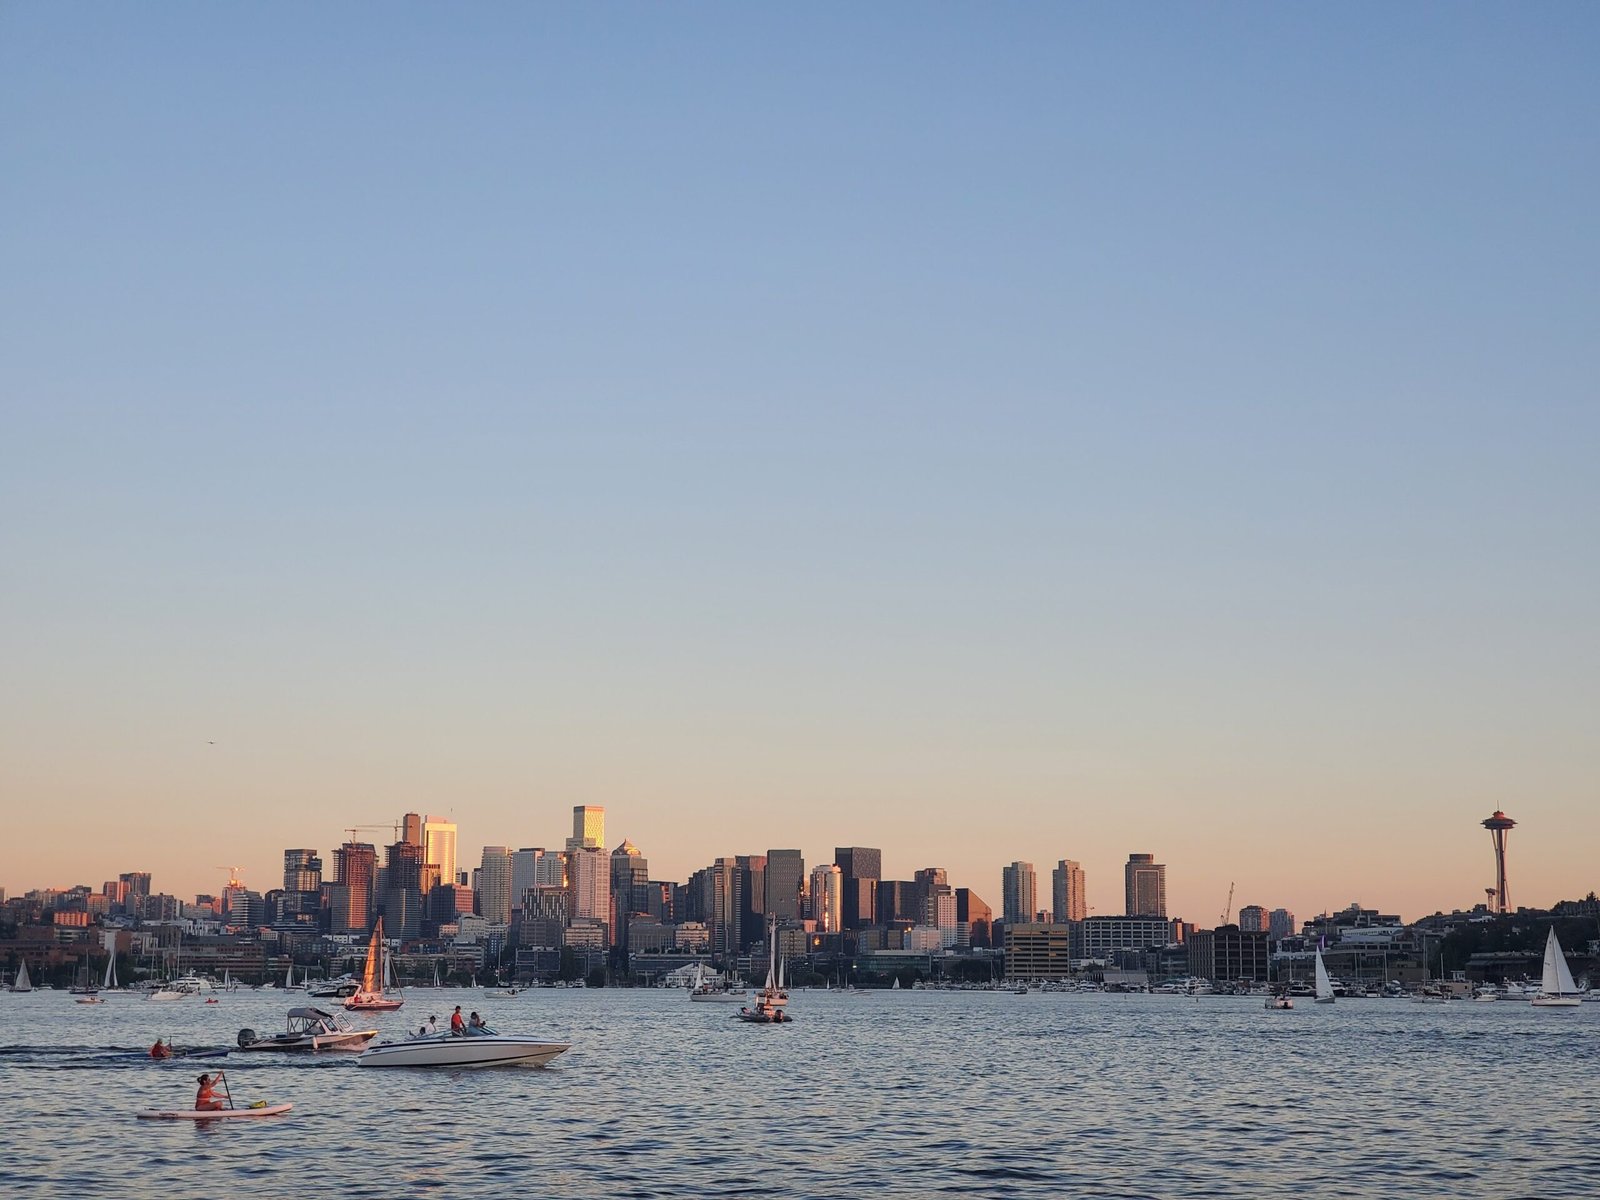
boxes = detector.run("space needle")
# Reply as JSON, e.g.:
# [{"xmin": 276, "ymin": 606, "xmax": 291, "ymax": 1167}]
[{"xmin": 1482, "ymin": 810, "xmax": 1516, "ymax": 914}]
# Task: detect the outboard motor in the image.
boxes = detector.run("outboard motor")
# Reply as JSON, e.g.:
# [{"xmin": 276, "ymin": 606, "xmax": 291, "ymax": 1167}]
[{"xmin": 237, "ymin": 1028, "xmax": 256, "ymax": 1048}]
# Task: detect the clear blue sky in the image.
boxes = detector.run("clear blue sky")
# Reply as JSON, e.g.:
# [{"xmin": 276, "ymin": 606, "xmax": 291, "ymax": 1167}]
[{"xmin": 2, "ymin": 4, "xmax": 1596, "ymax": 921}]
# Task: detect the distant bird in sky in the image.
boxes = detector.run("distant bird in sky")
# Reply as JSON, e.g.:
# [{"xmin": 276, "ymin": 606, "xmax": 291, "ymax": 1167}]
[{"xmin": 207, "ymin": 741, "xmax": 215, "ymax": 745}]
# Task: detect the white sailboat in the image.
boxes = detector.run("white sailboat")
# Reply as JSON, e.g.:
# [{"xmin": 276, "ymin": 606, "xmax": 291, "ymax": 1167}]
[
  {"xmin": 9, "ymin": 960, "xmax": 32, "ymax": 993},
  {"xmin": 1532, "ymin": 927, "xmax": 1583, "ymax": 1007},
  {"xmin": 1314, "ymin": 950, "xmax": 1335, "ymax": 1005}
]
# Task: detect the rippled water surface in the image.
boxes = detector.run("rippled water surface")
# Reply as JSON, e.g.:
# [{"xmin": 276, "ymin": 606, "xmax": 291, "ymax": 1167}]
[{"xmin": 2, "ymin": 988, "xmax": 1597, "ymax": 1198}]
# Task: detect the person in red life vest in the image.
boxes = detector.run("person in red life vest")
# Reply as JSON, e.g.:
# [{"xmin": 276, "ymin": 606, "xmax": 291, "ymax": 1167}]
[
  {"xmin": 450, "ymin": 1005, "xmax": 465, "ymax": 1036},
  {"xmin": 194, "ymin": 1073, "xmax": 225, "ymax": 1112},
  {"xmin": 150, "ymin": 1039, "xmax": 172, "ymax": 1060}
]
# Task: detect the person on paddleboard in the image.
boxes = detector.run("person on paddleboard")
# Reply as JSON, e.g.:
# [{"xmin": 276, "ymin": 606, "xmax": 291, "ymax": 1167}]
[{"xmin": 194, "ymin": 1073, "xmax": 224, "ymax": 1112}]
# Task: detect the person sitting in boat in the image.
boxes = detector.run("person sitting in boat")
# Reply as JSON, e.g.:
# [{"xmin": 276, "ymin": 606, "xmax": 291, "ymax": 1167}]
[
  {"xmin": 467, "ymin": 1011, "xmax": 486, "ymax": 1035},
  {"xmin": 450, "ymin": 1006, "xmax": 465, "ymax": 1036},
  {"xmin": 150, "ymin": 1039, "xmax": 172, "ymax": 1060},
  {"xmin": 194, "ymin": 1073, "xmax": 225, "ymax": 1112}
]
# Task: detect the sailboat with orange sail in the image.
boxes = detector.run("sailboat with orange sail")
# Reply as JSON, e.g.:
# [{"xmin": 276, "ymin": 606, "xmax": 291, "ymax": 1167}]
[{"xmin": 344, "ymin": 916, "xmax": 405, "ymax": 1012}]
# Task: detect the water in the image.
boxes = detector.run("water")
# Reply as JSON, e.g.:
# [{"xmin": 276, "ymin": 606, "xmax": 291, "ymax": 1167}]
[{"xmin": 2, "ymin": 988, "xmax": 1597, "ymax": 1198}]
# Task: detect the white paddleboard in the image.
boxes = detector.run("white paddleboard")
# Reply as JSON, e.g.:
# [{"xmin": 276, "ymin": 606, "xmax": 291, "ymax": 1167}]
[{"xmin": 136, "ymin": 1103, "xmax": 293, "ymax": 1120}]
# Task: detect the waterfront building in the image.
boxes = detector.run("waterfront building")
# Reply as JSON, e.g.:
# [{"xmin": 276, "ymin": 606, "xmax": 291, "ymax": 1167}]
[
  {"xmin": 1187, "ymin": 925, "xmax": 1270, "ymax": 982},
  {"xmin": 1078, "ymin": 915, "xmax": 1175, "ymax": 960},
  {"xmin": 282, "ymin": 850, "xmax": 322, "ymax": 893},
  {"xmin": 1001, "ymin": 862, "xmax": 1037, "ymax": 927},
  {"xmin": 808, "ymin": 864, "xmax": 842, "ymax": 932},
  {"xmin": 765, "ymin": 849, "xmax": 805, "ymax": 923},
  {"xmin": 422, "ymin": 815, "xmax": 458, "ymax": 886},
  {"xmin": 1238, "ymin": 905, "xmax": 1267, "ymax": 933},
  {"xmin": 1005, "ymin": 923, "xmax": 1073, "ymax": 980},
  {"xmin": 834, "ymin": 847, "xmax": 882, "ymax": 930},
  {"xmin": 568, "ymin": 806, "xmax": 605, "ymax": 852},
  {"xmin": 1124, "ymin": 854, "xmax": 1167, "ymax": 917},
  {"xmin": 479, "ymin": 846, "xmax": 513, "ymax": 925},
  {"xmin": 1052, "ymin": 859, "xmax": 1087, "ymax": 923}
]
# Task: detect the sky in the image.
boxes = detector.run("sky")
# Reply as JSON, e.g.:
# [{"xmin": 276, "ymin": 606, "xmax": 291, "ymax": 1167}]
[{"xmin": 2, "ymin": 4, "xmax": 1596, "ymax": 924}]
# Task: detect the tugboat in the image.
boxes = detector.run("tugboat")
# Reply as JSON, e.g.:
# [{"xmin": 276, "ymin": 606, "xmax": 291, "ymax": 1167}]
[{"xmin": 735, "ymin": 916, "xmax": 791, "ymax": 1024}]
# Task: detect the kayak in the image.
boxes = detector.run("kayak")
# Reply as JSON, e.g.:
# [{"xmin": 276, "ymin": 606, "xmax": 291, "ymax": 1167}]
[{"xmin": 136, "ymin": 1103, "xmax": 293, "ymax": 1120}]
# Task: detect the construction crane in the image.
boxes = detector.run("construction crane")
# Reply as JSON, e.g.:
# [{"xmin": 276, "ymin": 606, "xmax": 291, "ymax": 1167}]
[
  {"xmin": 1220, "ymin": 881, "xmax": 1234, "ymax": 926},
  {"xmin": 214, "ymin": 865, "xmax": 245, "ymax": 889},
  {"xmin": 343, "ymin": 822, "xmax": 402, "ymax": 844}
]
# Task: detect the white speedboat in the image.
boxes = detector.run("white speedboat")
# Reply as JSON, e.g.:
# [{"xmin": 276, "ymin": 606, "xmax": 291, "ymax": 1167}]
[
  {"xmin": 236, "ymin": 1007, "xmax": 378, "ymax": 1052},
  {"xmin": 357, "ymin": 1029, "xmax": 569, "ymax": 1069}
]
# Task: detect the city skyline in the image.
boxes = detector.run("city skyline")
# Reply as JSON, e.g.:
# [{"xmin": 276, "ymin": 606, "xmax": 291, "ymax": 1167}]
[
  {"xmin": 0, "ymin": 801, "xmax": 1573, "ymax": 929},
  {"xmin": 3, "ymin": 8, "xmax": 1596, "ymax": 926}
]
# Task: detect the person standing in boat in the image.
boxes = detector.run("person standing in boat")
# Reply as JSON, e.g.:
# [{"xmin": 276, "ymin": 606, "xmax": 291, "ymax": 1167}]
[
  {"xmin": 450, "ymin": 1006, "xmax": 465, "ymax": 1036},
  {"xmin": 194, "ymin": 1073, "xmax": 224, "ymax": 1112}
]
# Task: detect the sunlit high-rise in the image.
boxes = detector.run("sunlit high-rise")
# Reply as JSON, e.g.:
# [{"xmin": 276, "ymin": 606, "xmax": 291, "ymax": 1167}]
[
  {"xmin": 282, "ymin": 849, "xmax": 322, "ymax": 893},
  {"xmin": 808, "ymin": 864, "xmax": 842, "ymax": 932},
  {"xmin": 568, "ymin": 806, "xmax": 605, "ymax": 852},
  {"xmin": 422, "ymin": 815, "xmax": 457, "ymax": 885}
]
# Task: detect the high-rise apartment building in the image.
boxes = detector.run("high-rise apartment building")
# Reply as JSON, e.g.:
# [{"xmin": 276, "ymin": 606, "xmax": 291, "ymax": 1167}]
[
  {"xmin": 1268, "ymin": 908, "xmax": 1296, "ymax": 941},
  {"xmin": 119, "ymin": 871, "xmax": 152, "ymax": 900},
  {"xmin": 333, "ymin": 843, "xmax": 376, "ymax": 933},
  {"xmin": 568, "ymin": 806, "xmax": 605, "ymax": 852},
  {"xmin": 479, "ymin": 846, "xmax": 513, "ymax": 925},
  {"xmin": 283, "ymin": 849, "xmax": 322, "ymax": 893},
  {"xmin": 1001, "ymin": 861, "xmax": 1037, "ymax": 928},
  {"xmin": 708, "ymin": 857, "xmax": 743, "ymax": 957},
  {"xmin": 764, "ymin": 849, "xmax": 805, "ymax": 923},
  {"xmin": 1051, "ymin": 859, "xmax": 1086, "ymax": 923},
  {"xmin": 834, "ymin": 847, "xmax": 882, "ymax": 930},
  {"xmin": 1237, "ymin": 905, "xmax": 1267, "ymax": 933},
  {"xmin": 808, "ymin": 864, "xmax": 842, "ymax": 932},
  {"xmin": 422, "ymin": 815, "xmax": 457, "ymax": 885},
  {"xmin": 1124, "ymin": 853, "xmax": 1167, "ymax": 917}
]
